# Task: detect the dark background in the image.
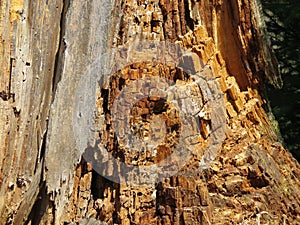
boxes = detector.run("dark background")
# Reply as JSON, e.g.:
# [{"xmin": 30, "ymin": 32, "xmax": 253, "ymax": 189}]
[{"xmin": 262, "ymin": 0, "xmax": 300, "ymax": 161}]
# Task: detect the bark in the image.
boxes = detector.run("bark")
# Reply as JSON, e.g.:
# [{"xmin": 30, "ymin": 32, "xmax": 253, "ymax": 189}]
[{"xmin": 0, "ymin": 0, "xmax": 299, "ymax": 224}]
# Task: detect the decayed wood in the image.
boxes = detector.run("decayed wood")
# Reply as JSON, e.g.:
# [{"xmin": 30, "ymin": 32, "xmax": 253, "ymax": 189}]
[
  {"xmin": 0, "ymin": 0, "xmax": 62, "ymax": 224},
  {"xmin": 0, "ymin": 0, "xmax": 299, "ymax": 224}
]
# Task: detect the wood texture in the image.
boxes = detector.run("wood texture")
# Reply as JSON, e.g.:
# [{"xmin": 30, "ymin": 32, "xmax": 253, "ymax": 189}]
[{"xmin": 0, "ymin": 0, "xmax": 299, "ymax": 224}]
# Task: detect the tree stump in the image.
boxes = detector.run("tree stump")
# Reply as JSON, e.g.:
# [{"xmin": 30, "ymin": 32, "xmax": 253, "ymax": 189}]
[{"xmin": 0, "ymin": 0, "xmax": 299, "ymax": 224}]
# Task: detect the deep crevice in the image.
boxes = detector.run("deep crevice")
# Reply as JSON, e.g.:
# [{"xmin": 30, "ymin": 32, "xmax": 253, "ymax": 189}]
[
  {"xmin": 24, "ymin": 182, "xmax": 52, "ymax": 225},
  {"xmin": 33, "ymin": 128, "xmax": 47, "ymax": 174},
  {"xmin": 39, "ymin": 130, "xmax": 47, "ymax": 162},
  {"xmin": 184, "ymin": 1, "xmax": 194, "ymax": 31},
  {"xmin": 90, "ymin": 170, "xmax": 121, "ymax": 224},
  {"xmin": 52, "ymin": 0, "xmax": 70, "ymax": 100},
  {"xmin": 101, "ymin": 88, "xmax": 109, "ymax": 113}
]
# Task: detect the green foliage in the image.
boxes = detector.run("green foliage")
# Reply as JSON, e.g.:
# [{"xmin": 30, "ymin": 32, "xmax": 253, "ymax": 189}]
[{"xmin": 262, "ymin": 0, "xmax": 300, "ymax": 161}]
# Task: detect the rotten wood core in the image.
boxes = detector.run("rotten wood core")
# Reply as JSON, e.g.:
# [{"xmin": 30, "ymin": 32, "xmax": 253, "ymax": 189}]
[{"xmin": 0, "ymin": 0, "xmax": 298, "ymax": 224}]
